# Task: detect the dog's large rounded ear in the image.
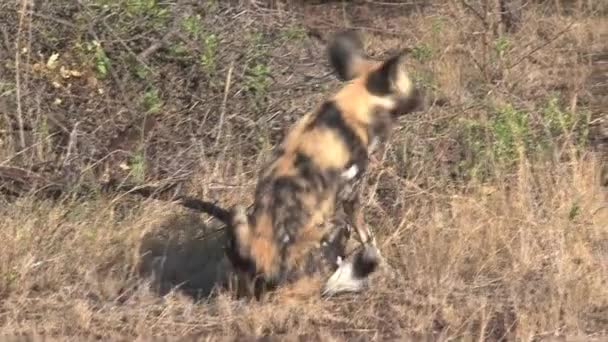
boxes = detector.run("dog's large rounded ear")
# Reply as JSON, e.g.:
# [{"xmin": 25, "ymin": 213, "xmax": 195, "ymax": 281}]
[
  {"xmin": 365, "ymin": 51, "xmax": 413, "ymax": 97},
  {"xmin": 327, "ymin": 30, "xmax": 374, "ymax": 81}
]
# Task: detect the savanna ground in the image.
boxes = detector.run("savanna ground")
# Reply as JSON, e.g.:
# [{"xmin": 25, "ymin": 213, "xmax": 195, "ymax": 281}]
[{"xmin": 0, "ymin": 0, "xmax": 607, "ymax": 340}]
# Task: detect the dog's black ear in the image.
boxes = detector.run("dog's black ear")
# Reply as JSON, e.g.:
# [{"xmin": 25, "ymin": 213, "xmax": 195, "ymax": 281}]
[
  {"xmin": 327, "ymin": 30, "xmax": 372, "ymax": 81},
  {"xmin": 365, "ymin": 51, "xmax": 409, "ymax": 96},
  {"xmin": 365, "ymin": 51, "xmax": 424, "ymax": 115}
]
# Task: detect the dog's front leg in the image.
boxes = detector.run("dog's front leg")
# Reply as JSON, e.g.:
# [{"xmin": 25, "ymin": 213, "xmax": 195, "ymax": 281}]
[{"xmin": 343, "ymin": 192, "xmax": 376, "ymax": 248}]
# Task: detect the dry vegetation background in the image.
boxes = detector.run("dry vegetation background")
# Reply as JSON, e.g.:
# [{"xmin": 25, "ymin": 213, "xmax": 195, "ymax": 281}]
[{"xmin": 0, "ymin": 0, "xmax": 607, "ymax": 340}]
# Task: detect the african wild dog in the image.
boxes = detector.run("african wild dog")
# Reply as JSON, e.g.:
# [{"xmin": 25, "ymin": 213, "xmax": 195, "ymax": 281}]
[{"xmin": 200, "ymin": 30, "xmax": 424, "ymax": 300}]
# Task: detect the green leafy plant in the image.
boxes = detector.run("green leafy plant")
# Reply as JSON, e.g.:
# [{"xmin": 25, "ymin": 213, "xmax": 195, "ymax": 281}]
[
  {"xmin": 456, "ymin": 117, "xmax": 492, "ymax": 181},
  {"xmin": 411, "ymin": 43, "xmax": 433, "ymax": 62},
  {"xmin": 83, "ymin": 40, "xmax": 111, "ymax": 79},
  {"xmin": 568, "ymin": 202, "xmax": 581, "ymax": 221},
  {"xmin": 204, "ymin": 0, "xmax": 219, "ymax": 13},
  {"xmin": 126, "ymin": 0, "xmax": 168, "ymax": 18},
  {"xmin": 543, "ymin": 95, "xmax": 576, "ymax": 137},
  {"xmin": 281, "ymin": 25, "xmax": 306, "ymax": 41},
  {"xmin": 491, "ymin": 103, "xmax": 531, "ymax": 164},
  {"xmin": 128, "ymin": 151, "xmax": 146, "ymax": 183},
  {"xmin": 431, "ymin": 17, "xmax": 444, "ymax": 35},
  {"xmin": 494, "ymin": 36, "xmax": 510, "ymax": 58},
  {"xmin": 246, "ymin": 63, "xmax": 271, "ymax": 100},
  {"xmin": 182, "ymin": 14, "xmax": 203, "ymax": 38},
  {"xmin": 200, "ymin": 33, "xmax": 218, "ymax": 74},
  {"xmin": 134, "ymin": 62, "xmax": 152, "ymax": 80},
  {"xmin": 142, "ymin": 88, "xmax": 163, "ymax": 114},
  {"xmin": 245, "ymin": 31, "xmax": 272, "ymax": 104},
  {"xmin": 180, "ymin": 14, "xmax": 219, "ymax": 75},
  {"xmin": 541, "ymin": 94, "xmax": 591, "ymax": 151}
]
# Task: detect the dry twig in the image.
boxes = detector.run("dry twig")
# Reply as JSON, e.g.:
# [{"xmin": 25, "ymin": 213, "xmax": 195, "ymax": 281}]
[
  {"xmin": 14, "ymin": 0, "xmax": 29, "ymax": 151},
  {"xmin": 506, "ymin": 21, "xmax": 576, "ymax": 70},
  {"xmin": 214, "ymin": 62, "xmax": 235, "ymax": 149}
]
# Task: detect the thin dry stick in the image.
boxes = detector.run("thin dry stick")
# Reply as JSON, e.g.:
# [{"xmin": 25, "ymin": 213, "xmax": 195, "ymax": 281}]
[
  {"xmin": 363, "ymin": 1, "xmax": 421, "ymax": 6},
  {"xmin": 63, "ymin": 122, "xmax": 80, "ymax": 168},
  {"xmin": 23, "ymin": 5, "xmax": 33, "ymax": 103},
  {"xmin": 137, "ymin": 32, "xmax": 173, "ymax": 61},
  {"xmin": 27, "ymin": 10, "xmax": 77, "ymax": 28},
  {"xmin": 137, "ymin": 26, "xmax": 179, "ymax": 61},
  {"xmin": 0, "ymin": 133, "xmax": 59, "ymax": 167},
  {"xmin": 461, "ymin": 0, "xmax": 487, "ymax": 25},
  {"xmin": 14, "ymin": 0, "xmax": 29, "ymax": 150},
  {"xmin": 214, "ymin": 62, "xmax": 234, "ymax": 149}
]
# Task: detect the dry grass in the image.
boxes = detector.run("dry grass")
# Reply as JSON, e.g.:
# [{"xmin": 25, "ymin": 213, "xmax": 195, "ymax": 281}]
[
  {"xmin": 0, "ymin": 0, "xmax": 607, "ymax": 340},
  {"xmin": 0, "ymin": 152, "xmax": 605, "ymax": 340}
]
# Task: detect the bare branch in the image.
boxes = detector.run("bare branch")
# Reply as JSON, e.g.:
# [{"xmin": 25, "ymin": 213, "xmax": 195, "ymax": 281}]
[
  {"xmin": 506, "ymin": 21, "xmax": 576, "ymax": 70},
  {"xmin": 461, "ymin": 0, "xmax": 487, "ymax": 26},
  {"xmin": 14, "ymin": 0, "xmax": 29, "ymax": 150},
  {"xmin": 214, "ymin": 62, "xmax": 235, "ymax": 149}
]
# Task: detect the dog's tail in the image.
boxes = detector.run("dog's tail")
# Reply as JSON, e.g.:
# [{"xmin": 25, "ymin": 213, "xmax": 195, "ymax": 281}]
[
  {"xmin": 100, "ymin": 180, "xmax": 236, "ymax": 226},
  {"xmin": 175, "ymin": 196, "xmax": 253, "ymax": 269},
  {"xmin": 174, "ymin": 195, "xmax": 233, "ymax": 225},
  {"xmin": 173, "ymin": 197, "xmax": 251, "ymax": 244}
]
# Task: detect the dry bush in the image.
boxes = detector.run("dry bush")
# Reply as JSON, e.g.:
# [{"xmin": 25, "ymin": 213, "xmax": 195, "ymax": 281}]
[{"xmin": 0, "ymin": 0, "xmax": 606, "ymax": 340}]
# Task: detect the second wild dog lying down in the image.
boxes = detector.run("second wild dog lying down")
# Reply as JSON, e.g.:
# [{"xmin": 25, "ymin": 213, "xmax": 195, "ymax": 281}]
[{"xmin": 204, "ymin": 31, "xmax": 424, "ymax": 300}]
